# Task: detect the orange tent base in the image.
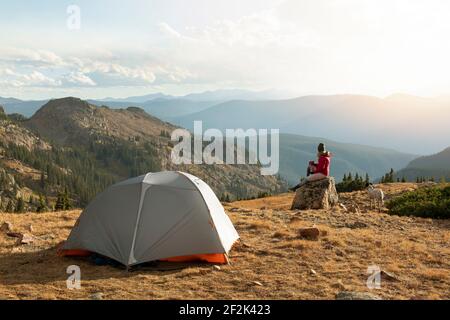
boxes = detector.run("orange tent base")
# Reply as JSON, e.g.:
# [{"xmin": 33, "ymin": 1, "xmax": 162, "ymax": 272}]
[
  {"xmin": 59, "ymin": 248, "xmax": 228, "ymax": 264},
  {"xmin": 58, "ymin": 249, "xmax": 92, "ymax": 257},
  {"xmin": 160, "ymin": 253, "xmax": 228, "ymax": 264}
]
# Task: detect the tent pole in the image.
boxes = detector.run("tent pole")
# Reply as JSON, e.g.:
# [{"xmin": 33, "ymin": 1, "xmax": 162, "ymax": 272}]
[{"xmin": 225, "ymin": 253, "xmax": 231, "ymax": 265}]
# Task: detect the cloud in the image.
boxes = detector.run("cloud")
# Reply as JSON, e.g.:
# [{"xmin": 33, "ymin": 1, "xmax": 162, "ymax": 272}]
[
  {"xmin": 194, "ymin": 10, "xmax": 319, "ymax": 48},
  {"xmin": 0, "ymin": 70, "xmax": 61, "ymax": 87},
  {"xmin": 0, "ymin": 48, "xmax": 63, "ymax": 67},
  {"xmin": 147, "ymin": 10, "xmax": 321, "ymax": 89},
  {"xmin": 158, "ymin": 22, "xmax": 183, "ymax": 39},
  {"xmin": 62, "ymin": 72, "xmax": 96, "ymax": 86},
  {"xmin": 0, "ymin": 8, "xmax": 317, "ymax": 91}
]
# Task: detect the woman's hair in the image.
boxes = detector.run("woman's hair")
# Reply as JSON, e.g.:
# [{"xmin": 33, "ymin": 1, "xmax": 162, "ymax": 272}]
[
  {"xmin": 317, "ymin": 143, "xmax": 331, "ymax": 157},
  {"xmin": 318, "ymin": 143, "xmax": 326, "ymax": 153}
]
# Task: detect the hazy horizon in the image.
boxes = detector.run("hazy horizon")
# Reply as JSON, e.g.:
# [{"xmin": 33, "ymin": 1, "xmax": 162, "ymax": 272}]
[{"xmin": 1, "ymin": 0, "xmax": 450, "ymax": 100}]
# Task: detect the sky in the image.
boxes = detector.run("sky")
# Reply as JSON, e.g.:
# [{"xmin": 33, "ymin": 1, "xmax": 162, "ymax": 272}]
[{"xmin": 1, "ymin": 0, "xmax": 450, "ymax": 100}]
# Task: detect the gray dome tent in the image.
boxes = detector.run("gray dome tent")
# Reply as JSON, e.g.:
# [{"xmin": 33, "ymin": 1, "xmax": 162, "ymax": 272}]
[{"xmin": 61, "ymin": 171, "xmax": 239, "ymax": 266}]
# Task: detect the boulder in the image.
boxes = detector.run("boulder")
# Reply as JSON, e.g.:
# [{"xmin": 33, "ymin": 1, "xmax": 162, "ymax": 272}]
[
  {"xmin": 298, "ymin": 227, "xmax": 320, "ymax": 240},
  {"xmin": 291, "ymin": 177, "xmax": 339, "ymax": 210}
]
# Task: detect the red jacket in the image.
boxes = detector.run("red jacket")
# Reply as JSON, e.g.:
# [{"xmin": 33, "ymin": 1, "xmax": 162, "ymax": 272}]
[{"xmin": 316, "ymin": 154, "xmax": 331, "ymax": 176}]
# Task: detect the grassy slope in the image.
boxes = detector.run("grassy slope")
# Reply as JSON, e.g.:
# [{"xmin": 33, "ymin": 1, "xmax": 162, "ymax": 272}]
[{"xmin": 0, "ymin": 183, "xmax": 449, "ymax": 300}]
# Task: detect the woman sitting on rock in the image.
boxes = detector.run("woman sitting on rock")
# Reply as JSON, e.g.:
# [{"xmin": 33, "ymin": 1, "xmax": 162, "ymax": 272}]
[{"xmin": 290, "ymin": 143, "xmax": 332, "ymax": 192}]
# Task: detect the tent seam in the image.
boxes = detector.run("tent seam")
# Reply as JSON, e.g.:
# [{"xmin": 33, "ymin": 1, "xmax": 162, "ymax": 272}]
[
  {"xmin": 127, "ymin": 173, "xmax": 152, "ymax": 266},
  {"xmin": 177, "ymin": 171, "xmax": 227, "ymax": 254}
]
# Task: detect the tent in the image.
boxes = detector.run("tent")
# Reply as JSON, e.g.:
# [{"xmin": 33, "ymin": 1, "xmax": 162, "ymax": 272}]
[{"xmin": 61, "ymin": 171, "xmax": 239, "ymax": 266}]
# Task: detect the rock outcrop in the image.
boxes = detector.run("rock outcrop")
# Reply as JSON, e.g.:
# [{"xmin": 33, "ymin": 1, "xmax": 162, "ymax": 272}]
[{"xmin": 291, "ymin": 177, "xmax": 339, "ymax": 210}]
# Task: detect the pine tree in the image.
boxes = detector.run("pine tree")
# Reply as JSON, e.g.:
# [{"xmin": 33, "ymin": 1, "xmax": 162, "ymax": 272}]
[
  {"xmin": 40, "ymin": 171, "xmax": 45, "ymax": 190},
  {"xmin": 63, "ymin": 188, "xmax": 71, "ymax": 210},
  {"xmin": 15, "ymin": 197, "xmax": 25, "ymax": 213},
  {"xmin": 5, "ymin": 200, "xmax": 14, "ymax": 213},
  {"xmin": 365, "ymin": 173, "xmax": 370, "ymax": 184},
  {"xmin": 36, "ymin": 194, "xmax": 47, "ymax": 213},
  {"xmin": 401, "ymin": 177, "xmax": 406, "ymax": 183},
  {"xmin": 54, "ymin": 193, "xmax": 64, "ymax": 211},
  {"xmin": 343, "ymin": 173, "xmax": 347, "ymax": 182}
]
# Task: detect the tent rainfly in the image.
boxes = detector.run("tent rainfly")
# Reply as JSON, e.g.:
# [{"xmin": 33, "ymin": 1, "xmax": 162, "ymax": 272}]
[{"xmin": 61, "ymin": 171, "xmax": 239, "ymax": 266}]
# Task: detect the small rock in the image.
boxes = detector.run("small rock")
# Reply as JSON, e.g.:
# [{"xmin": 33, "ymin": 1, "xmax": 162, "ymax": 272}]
[
  {"xmin": 0, "ymin": 222, "xmax": 12, "ymax": 233},
  {"xmin": 379, "ymin": 270, "xmax": 399, "ymax": 282},
  {"xmin": 240, "ymin": 242, "xmax": 251, "ymax": 248},
  {"xmin": 90, "ymin": 293, "xmax": 103, "ymax": 300},
  {"xmin": 298, "ymin": 227, "xmax": 320, "ymax": 240},
  {"xmin": 27, "ymin": 224, "xmax": 34, "ymax": 232},
  {"xmin": 335, "ymin": 248, "xmax": 345, "ymax": 257},
  {"xmin": 310, "ymin": 269, "xmax": 317, "ymax": 275},
  {"xmin": 339, "ymin": 203, "xmax": 348, "ymax": 212},
  {"xmin": 213, "ymin": 265, "xmax": 221, "ymax": 271},
  {"xmin": 336, "ymin": 291, "xmax": 382, "ymax": 300},
  {"xmin": 252, "ymin": 281, "xmax": 263, "ymax": 287},
  {"xmin": 332, "ymin": 280, "xmax": 346, "ymax": 291}
]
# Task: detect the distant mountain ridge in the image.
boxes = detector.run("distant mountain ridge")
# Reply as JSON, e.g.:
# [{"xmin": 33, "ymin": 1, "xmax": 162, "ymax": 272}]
[
  {"xmin": 0, "ymin": 98, "xmax": 49, "ymax": 117},
  {"xmin": 171, "ymin": 94, "xmax": 450, "ymax": 154},
  {"xmin": 87, "ymin": 98, "xmax": 215, "ymax": 119},
  {"xmin": 97, "ymin": 88, "xmax": 292, "ymax": 103},
  {"xmin": 395, "ymin": 147, "xmax": 450, "ymax": 181},
  {"xmin": 0, "ymin": 89, "xmax": 292, "ymax": 119},
  {"xmin": 2, "ymin": 93, "xmax": 447, "ymax": 155}
]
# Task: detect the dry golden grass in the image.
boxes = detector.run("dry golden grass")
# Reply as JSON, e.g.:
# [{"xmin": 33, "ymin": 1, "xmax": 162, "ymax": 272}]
[{"xmin": 0, "ymin": 183, "xmax": 449, "ymax": 300}]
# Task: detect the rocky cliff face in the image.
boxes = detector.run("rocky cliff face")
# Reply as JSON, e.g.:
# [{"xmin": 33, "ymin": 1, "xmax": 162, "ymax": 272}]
[
  {"xmin": 0, "ymin": 107, "xmax": 50, "ymax": 152},
  {"xmin": 25, "ymin": 97, "xmax": 175, "ymax": 146}
]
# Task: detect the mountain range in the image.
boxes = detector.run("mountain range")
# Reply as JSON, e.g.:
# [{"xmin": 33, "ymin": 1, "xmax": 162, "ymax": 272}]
[
  {"xmin": 2, "ymin": 92, "xmax": 448, "ymax": 155},
  {"xmin": 1, "ymin": 92, "xmax": 449, "ymax": 211},
  {"xmin": 0, "ymin": 98, "xmax": 286, "ymax": 212},
  {"xmin": 98, "ymin": 89, "xmax": 293, "ymax": 103},
  {"xmin": 171, "ymin": 94, "xmax": 450, "ymax": 155},
  {"xmin": 395, "ymin": 147, "xmax": 450, "ymax": 182}
]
